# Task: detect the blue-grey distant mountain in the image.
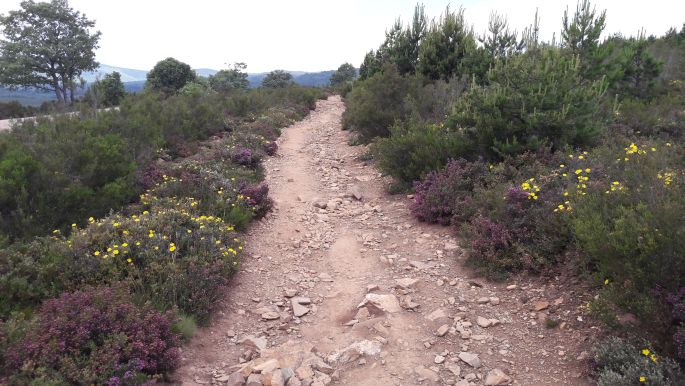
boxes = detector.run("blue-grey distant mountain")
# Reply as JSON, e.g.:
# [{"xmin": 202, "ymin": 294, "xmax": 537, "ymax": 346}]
[
  {"xmin": 82, "ymin": 64, "xmax": 149, "ymax": 83},
  {"xmin": 1, "ymin": 64, "xmax": 338, "ymax": 105}
]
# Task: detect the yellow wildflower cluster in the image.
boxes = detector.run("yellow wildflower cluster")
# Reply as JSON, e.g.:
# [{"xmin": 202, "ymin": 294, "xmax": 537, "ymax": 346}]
[
  {"xmin": 657, "ymin": 171, "xmax": 674, "ymax": 186},
  {"xmin": 521, "ymin": 178, "xmax": 540, "ymax": 200},
  {"xmin": 641, "ymin": 348, "xmax": 658, "ymax": 363},
  {"xmin": 605, "ymin": 181, "xmax": 625, "ymax": 194}
]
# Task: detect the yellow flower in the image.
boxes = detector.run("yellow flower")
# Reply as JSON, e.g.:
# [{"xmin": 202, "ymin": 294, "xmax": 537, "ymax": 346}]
[
  {"xmin": 113, "ymin": 250, "xmax": 120, "ymax": 255},
  {"xmin": 640, "ymin": 376, "xmax": 646, "ymax": 382},
  {"xmin": 169, "ymin": 243, "xmax": 176, "ymax": 252},
  {"xmin": 585, "ymin": 168, "xmax": 591, "ymax": 173},
  {"xmin": 136, "ymin": 241, "xmax": 141, "ymax": 246},
  {"xmin": 642, "ymin": 349, "xmax": 650, "ymax": 356},
  {"xmin": 71, "ymin": 223, "xmax": 77, "ymax": 227},
  {"xmin": 93, "ymin": 251, "xmax": 100, "ymax": 256},
  {"xmin": 575, "ymin": 169, "xmax": 582, "ymax": 174},
  {"xmin": 127, "ymin": 258, "xmax": 132, "ymax": 263},
  {"xmin": 122, "ymin": 243, "xmax": 128, "ymax": 247},
  {"xmin": 650, "ymin": 354, "xmax": 657, "ymax": 362},
  {"xmin": 604, "ymin": 279, "xmax": 609, "ymax": 285},
  {"xmin": 88, "ymin": 217, "xmax": 95, "ymax": 223}
]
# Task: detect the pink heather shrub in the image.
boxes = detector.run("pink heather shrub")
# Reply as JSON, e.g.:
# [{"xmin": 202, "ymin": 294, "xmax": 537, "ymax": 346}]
[
  {"xmin": 410, "ymin": 159, "xmax": 487, "ymax": 225},
  {"xmin": 239, "ymin": 182, "xmax": 273, "ymax": 218},
  {"xmin": 264, "ymin": 140, "xmax": 278, "ymax": 156},
  {"xmin": 231, "ymin": 145, "xmax": 259, "ymax": 166},
  {"xmin": 5, "ymin": 287, "xmax": 180, "ymax": 384}
]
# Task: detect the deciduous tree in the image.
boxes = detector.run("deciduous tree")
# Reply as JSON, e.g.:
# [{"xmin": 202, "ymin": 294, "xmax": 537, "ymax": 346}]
[{"xmin": 0, "ymin": 0, "xmax": 101, "ymax": 104}]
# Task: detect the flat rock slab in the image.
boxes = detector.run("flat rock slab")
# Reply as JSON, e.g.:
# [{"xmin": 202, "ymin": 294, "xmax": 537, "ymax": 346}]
[{"xmin": 358, "ymin": 293, "xmax": 401, "ymax": 313}]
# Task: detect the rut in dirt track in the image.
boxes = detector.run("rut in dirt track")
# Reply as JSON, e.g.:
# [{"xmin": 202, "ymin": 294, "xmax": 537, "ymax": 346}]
[{"xmin": 172, "ymin": 96, "xmax": 596, "ymax": 386}]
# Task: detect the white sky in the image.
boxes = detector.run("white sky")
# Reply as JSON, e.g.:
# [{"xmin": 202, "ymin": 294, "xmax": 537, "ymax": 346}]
[{"xmin": 0, "ymin": 0, "xmax": 683, "ymax": 73}]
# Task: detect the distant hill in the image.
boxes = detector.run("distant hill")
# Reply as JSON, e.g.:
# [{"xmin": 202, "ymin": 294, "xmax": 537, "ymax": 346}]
[
  {"xmin": 1, "ymin": 65, "xmax": 339, "ymax": 105},
  {"xmin": 83, "ymin": 64, "xmax": 148, "ymax": 83},
  {"xmin": 247, "ymin": 70, "xmax": 335, "ymax": 88}
]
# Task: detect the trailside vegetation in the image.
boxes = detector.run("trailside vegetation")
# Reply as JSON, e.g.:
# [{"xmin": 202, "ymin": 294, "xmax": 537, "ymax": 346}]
[{"xmin": 344, "ymin": 0, "xmax": 685, "ymax": 376}]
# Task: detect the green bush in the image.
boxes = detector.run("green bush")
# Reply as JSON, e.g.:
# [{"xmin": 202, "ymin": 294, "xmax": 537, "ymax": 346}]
[
  {"xmin": 342, "ymin": 66, "xmax": 420, "ymax": 141},
  {"xmin": 593, "ymin": 337, "xmax": 684, "ymax": 386},
  {"xmin": 572, "ymin": 141, "xmax": 684, "ymax": 322},
  {"xmin": 449, "ymin": 47, "xmax": 609, "ymax": 159},
  {"xmin": 372, "ymin": 120, "xmax": 471, "ymax": 189}
]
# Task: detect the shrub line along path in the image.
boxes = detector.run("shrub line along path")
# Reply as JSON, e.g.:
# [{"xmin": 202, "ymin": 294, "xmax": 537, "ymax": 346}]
[{"xmin": 174, "ymin": 96, "xmax": 597, "ymax": 386}]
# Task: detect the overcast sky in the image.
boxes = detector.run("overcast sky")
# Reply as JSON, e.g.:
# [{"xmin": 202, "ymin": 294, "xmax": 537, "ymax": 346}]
[{"xmin": 0, "ymin": 0, "xmax": 682, "ymax": 73}]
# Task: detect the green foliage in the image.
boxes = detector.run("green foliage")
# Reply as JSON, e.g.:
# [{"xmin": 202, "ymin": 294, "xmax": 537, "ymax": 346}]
[
  {"xmin": 614, "ymin": 35, "xmax": 664, "ymax": 99},
  {"xmin": 84, "ymin": 71, "xmax": 126, "ymax": 107},
  {"xmin": 372, "ymin": 121, "xmax": 470, "ymax": 189},
  {"xmin": 261, "ymin": 70, "xmax": 294, "ymax": 88},
  {"xmin": 417, "ymin": 6, "xmax": 477, "ymax": 81},
  {"xmin": 146, "ymin": 57, "xmax": 197, "ymax": 94},
  {"xmin": 359, "ymin": 50, "xmax": 382, "ymax": 81},
  {"xmin": 329, "ymin": 63, "xmax": 357, "ymax": 86},
  {"xmin": 593, "ymin": 337, "xmax": 684, "ymax": 386},
  {"xmin": 479, "ymin": 12, "xmax": 522, "ymax": 62},
  {"xmin": 571, "ymin": 141, "xmax": 684, "ymax": 323},
  {"xmin": 0, "ymin": 101, "xmax": 37, "ymax": 120},
  {"xmin": 561, "ymin": 0, "xmax": 608, "ymax": 80},
  {"xmin": 173, "ymin": 314, "xmax": 197, "ymax": 341},
  {"xmin": 0, "ymin": 0, "xmax": 101, "ymax": 104},
  {"xmin": 450, "ymin": 47, "xmax": 608, "ymax": 159},
  {"xmin": 342, "ymin": 66, "xmax": 420, "ymax": 140},
  {"xmin": 209, "ymin": 63, "xmax": 249, "ymax": 93}
]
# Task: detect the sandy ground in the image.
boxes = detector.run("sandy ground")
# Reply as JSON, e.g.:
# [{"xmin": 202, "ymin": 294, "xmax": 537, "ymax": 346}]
[{"xmin": 170, "ymin": 96, "xmax": 599, "ymax": 386}]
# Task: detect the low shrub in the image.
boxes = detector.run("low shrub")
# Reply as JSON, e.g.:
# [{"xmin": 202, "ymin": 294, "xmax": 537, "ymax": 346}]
[
  {"xmin": 67, "ymin": 204, "xmax": 243, "ymax": 321},
  {"xmin": 572, "ymin": 141, "xmax": 684, "ymax": 323},
  {"xmin": 592, "ymin": 337, "xmax": 684, "ymax": 386},
  {"xmin": 666, "ymin": 288, "xmax": 685, "ymax": 361},
  {"xmin": 372, "ymin": 121, "xmax": 472, "ymax": 189},
  {"xmin": 410, "ymin": 158, "xmax": 487, "ymax": 225},
  {"xmin": 342, "ymin": 65, "xmax": 420, "ymax": 141},
  {"xmin": 0, "ymin": 238, "xmax": 71, "ymax": 319},
  {"xmin": 4, "ymin": 287, "xmax": 180, "ymax": 385}
]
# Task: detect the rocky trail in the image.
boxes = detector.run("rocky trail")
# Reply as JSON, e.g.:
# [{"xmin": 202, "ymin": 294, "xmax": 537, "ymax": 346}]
[{"xmin": 172, "ymin": 96, "xmax": 599, "ymax": 386}]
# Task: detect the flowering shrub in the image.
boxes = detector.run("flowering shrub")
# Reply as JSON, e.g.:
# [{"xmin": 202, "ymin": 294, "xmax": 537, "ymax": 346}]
[
  {"xmin": 5, "ymin": 287, "xmax": 180, "ymax": 385},
  {"xmin": 592, "ymin": 337, "xmax": 683, "ymax": 386},
  {"xmin": 465, "ymin": 215, "xmax": 517, "ymax": 277},
  {"xmin": 67, "ymin": 205, "xmax": 243, "ymax": 321},
  {"xmin": 239, "ymin": 182, "xmax": 273, "ymax": 219},
  {"xmin": 264, "ymin": 140, "xmax": 278, "ymax": 156},
  {"xmin": 232, "ymin": 145, "xmax": 258, "ymax": 166},
  {"xmin": 410, "ymin": 159, "xmax": 487, "ymax": 225},
  {"xmin": 572, "ymin": 141, "xmax": 684, "ymax": 324}
]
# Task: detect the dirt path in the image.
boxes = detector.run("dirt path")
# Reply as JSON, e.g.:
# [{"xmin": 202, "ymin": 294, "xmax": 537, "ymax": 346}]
[{"xmin": 172, "ymin": 96, "xmax": 597, "ymax": 386}]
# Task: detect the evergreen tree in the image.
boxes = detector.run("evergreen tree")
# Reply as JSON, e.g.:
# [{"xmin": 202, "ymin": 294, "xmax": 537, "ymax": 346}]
[
  {"xmin": 417, "ymin": 6, "xmax": 477, "ymax": 81},
  {"xmin": 561, "ymin": 0, "xmax": 610, "ymax": 81},
  {"xmin": 616, "ymin": 33, "xmax": 663, "ymax": 98},
  {"xmin": 85, "ymin": 71, "xmax": 126, "ymax": 107}
]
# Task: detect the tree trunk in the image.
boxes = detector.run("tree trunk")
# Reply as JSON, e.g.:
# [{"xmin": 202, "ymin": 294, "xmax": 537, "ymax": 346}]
[{"xmin": 52, "ymin": 77, "xmax": 64, "ymax": 103}]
